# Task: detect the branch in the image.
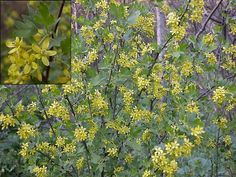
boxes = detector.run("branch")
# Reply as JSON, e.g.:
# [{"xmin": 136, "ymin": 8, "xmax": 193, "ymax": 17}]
[
  {"xmin": 35, "ymin": 85, "xmax": 56, "ymax": 137},
  {"xmin": 43, "ymin": 0, "xmax": 65, "ymax": 83},
  {"xmin": 196, "ymin": 0, "xmax": 224, "ymax": 39}
]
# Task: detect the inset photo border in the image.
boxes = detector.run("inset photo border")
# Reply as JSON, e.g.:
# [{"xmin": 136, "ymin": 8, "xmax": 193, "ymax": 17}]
[{"xmin": 0, "ymin": 0, "xmax": 71, "ymax": 84}]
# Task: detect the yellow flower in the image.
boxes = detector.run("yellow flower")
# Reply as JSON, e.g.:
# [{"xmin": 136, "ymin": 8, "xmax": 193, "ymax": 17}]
[
  {"xmin": 32, "ymin": 37, "xmax": 57, "ymax": 66},
  {"xmin": 19, "ymin": 142, "xmax": 31, "ymax": 159},
  {"xmin": 131, "ymin": 15, "xmax": 154, "ymax": 38},
  {"xmin": 47, "ymin": 101, "xmax": 70, "ymax": 121},
  {"xmin": 223, "ymin": 135, "xmax": 232, "ymax": 146},
  {"xmin": 95, "ymin": 0, "xmax": 108, "ymax": 10},
  {"xmin": 107, "ymin": 147, "xmax": 118, "ymax": 157},
  {"xmin": 213, "ymin": 117, "xmax": 228, "ymax": 129},
  {"xmin": 76, "ymin": 157, "xmax": 85, "ymax": 170},
  {"xmin": 191, "ymin": 126, "xmax": 204, "ymax": 137},
  {"xmin": 80, "ymin": 26, "xmax": 95, "ymax": 44},
  {"xmin": 117, "ymin": 52, "xmax": 137, "ymax": 68},
  {"xmin": 0, "ymin": 113, "xmax": 16, "ymax": 129},
  {"xmin": 190, "ymin": 0, "xmax": 204, "ymax": 22},
  {"xmin": 90, "ymin": 90, "xmax": 108, "ymax": 116},
  {"xmin": 202, "ymin": 33, "xmax": 214, "ymax": 45},
  {"xmin": 17, "ymin": 123, "xmax": 36, "ymax": 139},
  {"xmin": 186, "ymin": 101, "xmax": 199, "ymax": 114},
  {"xmin": 142, "ymin": 170, "xmax": 152, "ymax": 177},
  {"xmin": 181, "ymin": 61, "xmax": 193, "ymax": 77},
  {"xmin": 114, "ymin": 166, "xmax": 124, "ymax": 174},
  {"xmin": 6, "ymin": 37, "xmax": 26, "ymax": 54},
  {"xmin": 55, "ymin": 136, "xmax": 67, "ymax": 147},
  {"xmin": 32, "ymin": 166, "xmax": 47, "ymax": 177},
  {"xmin": 63, "ymin": 142, "xmax": 76, "ymax": 153},
  {"xmin": 142, "ymin": 129, "xmax": 152, "ymax": 143},
  {"xmin": 74, "ymin": 126, "xmax": 87, "ymax": 141},
  {"xmin": 205, "ymin": 52, "xmax": 217, "ymax": 65},
  {"xmin": 130, "ymin": 107, "xmax": 153, "ymax": 122},
  {"xmin": 125, "ymin": 153, "xmax": 133, "ymax": 164},
  {"xmin": 212, "ymin": 86, "xmax": 227, "ymax": 104}
]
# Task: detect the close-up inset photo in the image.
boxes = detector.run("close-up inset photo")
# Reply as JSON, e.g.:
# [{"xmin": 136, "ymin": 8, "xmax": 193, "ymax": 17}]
[{"xmin": 0, "ymin": 0, "xmax": 71, "ymax": 84}]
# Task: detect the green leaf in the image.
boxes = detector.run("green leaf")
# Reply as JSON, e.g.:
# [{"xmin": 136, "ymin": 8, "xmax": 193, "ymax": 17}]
[
  {"xmin": 61, "ymin": 37, "xmax": 71, "ymax": 55},
  {"xmin": 127, "ymin": 11, "xmax": 140, "ymax": 25}
]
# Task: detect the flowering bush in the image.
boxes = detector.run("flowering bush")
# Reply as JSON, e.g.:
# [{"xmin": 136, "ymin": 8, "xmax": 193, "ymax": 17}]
[{"xmin": 0, "ymin": 0, "xmax": 236, "ymax": 177}]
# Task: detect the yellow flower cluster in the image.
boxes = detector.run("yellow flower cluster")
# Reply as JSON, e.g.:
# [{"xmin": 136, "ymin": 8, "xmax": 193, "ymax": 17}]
[
  {"xmin": 117, "ymin": 52, "xmax": 137, "ymax": 68},
  {"xmin": 142, "ymin": 129, "xmax": 152, "ymax": 143},
  {"xmin": 130, "ymin": 107, "xmax": 153, "ymax": 122},
  {"xmin": 166, "ymin": 12, "xmax": 186, "ymax": 41},
  {"xmin": 152, "ymin": 138, "xmax": 194, "ymax": 176},
  {"xmin": 63, "ymin": 142, "xmax": 76, "ymax": 153},
  {"xmin": 4, "ymin": 10, "xmax": 18, "ymax": 28},
  {"xmin": 124, "ymin": 153, "xmax": 133, "ymax": 164},
  {"xmin": 90, "ymin": 90, "xmax": 108, "ymax": 116},
  {"xmin": 131, "ymin": 15, "xmax": 154, "ymax": 38},
  {"xmin": 114, "ymin": 166, "xmax": 124, "ymax": 174},
  {"xmin": 229, "ymin": 23, "xmax": 236, "ymax": 35},
  {"xmin": 223, "ymin": 44, "xmax": 236, "ymax": 56},
  {"xmin": 142, "ymin": 170, "xmax": 152, "ymax": 177},
  {"xmin": 47, "ymin": 101, "xmax": 70, "ymax": 121},
  {"xmin": 205, "ymin": 52, "xmax": 217, "ymax": 65},
  {"xmin": 55, "ymin": 136, "xmax": 67, "ymax": 147},
  {"xmin": 19, "ymin": 142, "xmax": 35, "ymax": 159},
  {"xmin": 87, "ymin": 49, "xmax": 98, "ymax": 65},
  {"xmin": 72, "ymin": 58, "xmax": 87, "ymax": 73},
  {"xmin": 17, "ymin": 123, "xmax": 36, "ymax": 139},
  {"xmin": 36, "ymin": 142, "xmax": 56, "ymax": 158},
  {"xmin": 87, "ymin": 119, "xmax": 98, "ymax": 140},
  {"xmin": 152, "ymin": 147, "xmax": 178, "ymax": 176},
  {"xmin": 181, "ymin": 61, "xmax": 193, "ymax": 77},
  {"xmin": 74, "ymin": 126, "xmax": 87, "ymax": 142},
  {"xmin": 0, "ymin": 113, "xmax": 16, "ymax": 129},
  {"xmin": 80, "ymin": 26, "xmax": 95, "ymax": 44},
  {"xmin": 212, "ymin": 86, "xmax": 227, "ymax": 104},
  {"xmin": 191, "ymin": 126, "xmax": 204, "ymax": 137},
  {"xmin": 32, "ymin": 166, "xmax": 47, "ymax": 177},
  {"xmin": 107, "ymin": 147, "xmax": 118, "ymax": 157},
  {"xmin": 5, "ymin": 36, "xmax": 56, "ymax": 84},
  {"xmin": 27, "ymin": 102, "xmax": 37, "ymax": 114},
  {"xmin": 76, "ymin": 157, "xmax": 85, "ymax": 170},
  {"xmin": 213, "ymin": 117, "xmax": 228, "ymax": 129},
  {"xmin": 190, "ymin": 0, "xmax": 204, "ymax": 22},
  {"xmin": 104, "ymin": 33, "xmax": 114, "ymax": 43},
  {"xmin": 191, "ymin": 125, "xmax": 204, "ymax": 145},
  {"xmin": 120, "ymin": 86, "xmax": 134, "ymax": 111},
  {"xmin": 106, "ymin": 120, "xmax": 130, "ymax": 135},
  {"xmin": 202, "ymin": 33, "xmax": 214, "ymax": 45},
  {"xmin": 223, "ymin": 135, "xmax": 232, "ymax": 146},
  {"xmin": 62, "ymin": 79, "xmax": 84, "ymax": 95},
  {"xmin": 186, "ymin": 101, "xmax": 199, "ymax": 114},
  {"xmin": 95, "ymin": 0, "xmax": 108, "ymax": 10}
]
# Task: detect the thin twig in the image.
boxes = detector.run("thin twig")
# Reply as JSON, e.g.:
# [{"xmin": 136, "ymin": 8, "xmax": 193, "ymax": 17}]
[
  {"xmin": 196, "ymin": 0, "xmax": 223, "ymax": 39},
  {"xmin": 35, "ymin": 85, "xmax": 56, "ymax": 137}
]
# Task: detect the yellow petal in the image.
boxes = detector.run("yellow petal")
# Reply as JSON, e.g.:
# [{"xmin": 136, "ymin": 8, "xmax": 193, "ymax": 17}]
[
  {"xmin": 6, "ymin": 40, "xmax": 14, "ymax": 48},
  {"xmin": 45, "ymin": 50, "xmax": 57, "ymax": 56},
  {"xmin": 42, "ymin": 37, "xmax": 50, "ymax": 49},
  {"xmin": 32, "ymin": 44, "xmax": 41, "ymax": 53},
  {"xmin": 24, "ymin": 64, "xmax": 31, "ymax": 74},
  {"xmin": 36, "ymin": 69, "xmax": 42, "ymax": 81},
  {"xmin": 8, "ymin": 48, "xmax": 17, "ymax": 54},
  {"xmin": 32, "ymin": 62, "xmax": 38, "ymax": 70},
  {"xmin": 42, "ymin": 56, "xmax": 49, "ymax": 66}
]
